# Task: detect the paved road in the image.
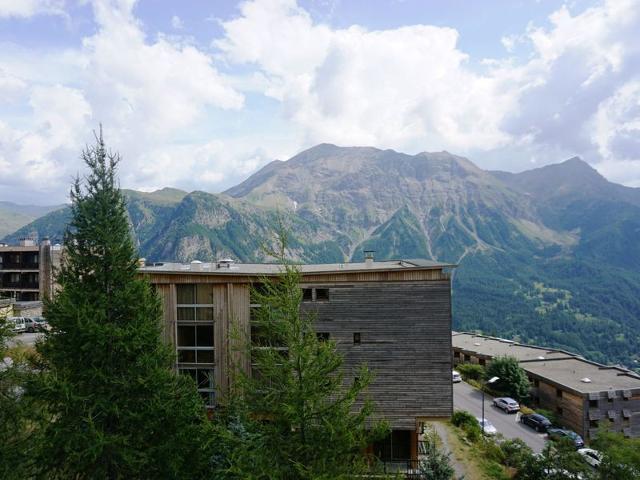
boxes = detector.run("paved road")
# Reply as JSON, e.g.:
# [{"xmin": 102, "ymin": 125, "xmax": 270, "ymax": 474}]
[
  {"xmin": 453, "ymin": 380, "xmax": 547, "ymax": 453},
  {"xmin": 7, "ymin": 332, "xmax": 43, "ymax": 348}
]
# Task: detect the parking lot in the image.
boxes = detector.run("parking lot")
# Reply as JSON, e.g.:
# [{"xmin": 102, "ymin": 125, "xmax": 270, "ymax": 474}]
[
  {"xmin": 453, "ymin": 380, "xmax": 547, "ymax": 453},
  {"xmin": 7, "ymin": 332, "xmax": 43, "ymax": 348}
]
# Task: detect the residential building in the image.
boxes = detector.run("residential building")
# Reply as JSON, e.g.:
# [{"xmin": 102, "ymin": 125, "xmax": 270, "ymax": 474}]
[
  {"xmin": 139, "ymin": 257, "xmax": 455, "ymax": 464},
  {"xmin": 0, "ymin": 238, "xmax": 61, "ymax": 302},
  {"xmin": 453, "ymin": 332, "xmax": 640, "ymax": 439}
]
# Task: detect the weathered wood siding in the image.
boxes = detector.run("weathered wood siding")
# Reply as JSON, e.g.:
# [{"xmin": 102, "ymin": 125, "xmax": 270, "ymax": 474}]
[
  {"xmin": 155, "ymin": 283, "xmax": 176, "ymax": 347},
  {"xmin": 302, "ymin": 281, "xmax": 453, "ymax": 430},
  {"xmin": 536, "ymin": 380, "xmax": 585, "ymax": 435}
]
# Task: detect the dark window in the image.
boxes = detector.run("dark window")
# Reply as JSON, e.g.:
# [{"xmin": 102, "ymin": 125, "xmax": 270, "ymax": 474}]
[
  {"xmin": 556, "ymin": 389, "xmax": 563, "ymax": 398},
  {"xmin": 353, "ymin": 332, "xmax": 361, "ymax": 345},
  {"xmin": 464, "ymin": 354, "xmax": 471, "ymax": 362},
  {"xmin": 590, "ymin": 420, "xmax": 598, "ymax": 428},
  {"xmin": 177, "ymin": 284, "xmax": 213, "ymax": 305},
  {"xmin": 317, "ymin": 332, "xmax": 330, "ymax": 342},
  {"xmin": 179, "ymin": 368, "xmax": 215, "ymax": 407},
  {"xmin": 533, "ymin": 379, "xmax": 540, "ymax": 388},
  {"xmin": 372, "ymin": 430, "xmax": 412, "ymax": 462},
  {"xmin": 608, "ymin": 397, "xmax": 614, "ymax": 403},
  {"xmin": 589, "ymin": 399, "xmax": 598, "ymax": 408},
  {"xmin": 315, "ymin": 288, "xmax": 329, "ymax": 301},
  {"xmin": 302, "ymin": 288, "xmax": 313, "ymax": 301},
  {"xmin": 453, "ymin": 351, "xmax": 460, "ymax": 358},
  {"xmin": 479, "ymin": 358, "xmax": 486, "ymax": 366},
  {"xmin": 557, "ymin": 407, "xmax": 563, "ymax": 416}
]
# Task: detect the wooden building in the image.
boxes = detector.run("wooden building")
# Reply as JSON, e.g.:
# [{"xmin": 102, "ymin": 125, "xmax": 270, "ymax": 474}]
[
  {"xmin": 453, "ymin": 332, "xmax": 640, "ymax": 439},
  {"xmin": 140, "ymin": 258, "xmax": 455, "ymax": 464}
]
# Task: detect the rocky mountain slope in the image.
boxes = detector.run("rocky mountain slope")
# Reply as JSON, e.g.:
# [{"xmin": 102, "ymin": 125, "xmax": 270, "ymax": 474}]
[{"xmin": 5, "ymin": 145, "xmax": 640, "ymax": 368}]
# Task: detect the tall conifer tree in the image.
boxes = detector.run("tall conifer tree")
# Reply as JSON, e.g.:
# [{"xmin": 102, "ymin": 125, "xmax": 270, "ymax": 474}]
[{"xmin": 32, "ymin": 130, "xmax": 212, "ymax": 479}]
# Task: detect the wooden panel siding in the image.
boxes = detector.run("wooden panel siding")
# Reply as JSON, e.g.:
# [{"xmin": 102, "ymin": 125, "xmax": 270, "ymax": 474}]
[
  {"xmin": 305, "ymin": 280, "xmax": 452, "ymax": 430},
  {"xmin": 156, "ymin": 284, "xmax": 176, "ymax": 347},
  {"xmin": 214, "ymin": 284, "xmax": 229, "ymax": 398}
]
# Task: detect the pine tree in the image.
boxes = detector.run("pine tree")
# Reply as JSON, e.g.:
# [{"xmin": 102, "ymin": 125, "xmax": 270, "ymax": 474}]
[
  {"xmin": 214, "ymin": 232, "xmax": 389, "ymax": 479},
  {"xmin": 31, "ymin": 130, "xmax": 213, "ymax": 479}
]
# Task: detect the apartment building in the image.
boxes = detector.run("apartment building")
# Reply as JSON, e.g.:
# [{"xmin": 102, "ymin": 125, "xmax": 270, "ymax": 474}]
[
  {"xmin": 139, "ymin": 258, "xmax": 454, "ymax": 464},
  {"xmin": 0, "ymin": 238, "xmax": 61, "ymax": 301},
  {"xmin": 453, "ymin": 332, "xmax": 640, "ymax": 439}
]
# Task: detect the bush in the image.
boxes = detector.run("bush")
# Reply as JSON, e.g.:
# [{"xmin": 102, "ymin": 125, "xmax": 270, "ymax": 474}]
[
  {"xmin": 451, "ymin": 410, "xmax": 481, "ymax": 442},
  {"xmin": 500, "ymin": 438, "xmax": 533, "ymax": 468},
  {"xmin": 519, "ymin": 405, "xmax": 534, "ymax": 416},
  {"xmin": 457, "ymin": 363, "xmax": 485, "ymax": 381},
  {"xmin": 485, "ymin": 356, "xmax": 531, "ymax": 401}
]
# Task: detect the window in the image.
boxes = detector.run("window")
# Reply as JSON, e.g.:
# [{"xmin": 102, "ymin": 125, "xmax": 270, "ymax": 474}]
[
  {"xmin": 453, "ymin": 351, "xmax": 460, "ymax": 358},
  {"xmin": 479, "ymin": 358, "xmax": 486, "ymax": 366},
  {"xmin": 556, "ymin": 389, "xmax": 563, "ymax": 398},
  {"xmin": 353, "ymin": 332, "xmax": 361, "ymax": 345},
  {"xmin": 315, "ymin": 288, "xmax": 329, "ymax": 301},
  {"xmin": 589, "ymin": 399, "xmax": 598, "ymax": 408},
  {"xmin": 317, "ymin": 332, "xmax": 330, "ymax": 342},
  {"xmin": 179, "ymin": 368, "xmax": 215, "ymax": 406},
  {"xmin": 556, "ymin": 407, "xmax": 563, "ymax": 416},
  {"xmin": 176, "ymin": 283, "xmax": 215, "ymax": 407},
  {"xmin": 533, "ymin": 379, "xmax": 540, "ymax": 388},
  {"xmin": 302, "ymin": 288, "xmax": 313, "ymax": 302},
  {"xmin": 590, "ymin": 420, "xmax": 599, "ymax": 428}
]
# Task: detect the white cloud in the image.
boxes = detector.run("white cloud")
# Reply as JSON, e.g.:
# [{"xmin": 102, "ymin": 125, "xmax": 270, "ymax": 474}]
[
  {"xmin": 171, "ymin": 14, "xmax": 184, "ymax": 29},
  {"xmin": 0, "ymin": 0, "xmax": 65, "ymax": 18},
  {"xmin": 216, "ymin": 0, "xmax": 640, "ymax": 182},
  {"xmin": 0, "ymin": 0, "xmax": 245, "ymax": 203}
]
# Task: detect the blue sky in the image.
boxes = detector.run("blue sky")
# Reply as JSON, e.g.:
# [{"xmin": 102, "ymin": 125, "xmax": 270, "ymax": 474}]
[{"xmin": 0, "ymin": 0, "xmax": 639, "ymax": 204}]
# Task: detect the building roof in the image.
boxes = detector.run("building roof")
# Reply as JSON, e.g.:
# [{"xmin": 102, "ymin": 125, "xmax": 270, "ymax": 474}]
[
  {"xmin": 523, "ymin": 358, "xmax": 640, "ymax": 394},
  {"xmin": 452, "ymin": 332, "xmax": 640, "ymax": 394},
  {"xmin": 452, "ymin": 332, "xmax": 575, "ymax": 362},
  {"xmin": 139, "ymin": 258, "xmax": 454, "ymax": 276}
]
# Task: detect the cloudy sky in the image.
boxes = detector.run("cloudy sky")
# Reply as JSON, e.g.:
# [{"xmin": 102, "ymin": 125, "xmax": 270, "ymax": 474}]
[{"xmin": 1, "ymin": 0, "xmax": 639, "ymax": 204}]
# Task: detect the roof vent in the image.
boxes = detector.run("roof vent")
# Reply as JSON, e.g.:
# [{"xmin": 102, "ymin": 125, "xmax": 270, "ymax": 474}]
[
  {"xmin": 474, "ymin": 342, "xmax": 481, "ymax": 347},
  {"xmin": 190, "ymin": 260, "xmax": 202, "ymax": 272},
  {"xmin": 217, "ymin": 258, "xmax": 236, "ymax": 269},
  {"xmin": 364, "ymin": 250, "xmax": 375, "ymax": 267},
  {"xmin": 537, "ymin": 356, "xmax": 546, "ymax": 360},
  {"xmin": 581, "ymin": 377, "xmax": 592, "ymax": 383}
]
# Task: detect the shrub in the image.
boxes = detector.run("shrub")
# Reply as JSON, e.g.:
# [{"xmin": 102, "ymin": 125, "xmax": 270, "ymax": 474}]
[
  {"xmin": 486, "ymin": 356, "xmax": 531, "ymax": 401},
  {"xmin": 457, "ymin": 363, "xmax": 485, "ymax": 381},
  {"xmin": 500, "ymin": 438, "xmax": 533, "ymax": 468},
  {"xmin": 451, "ymin": 410, "xmax": 481, "ymax": 442},
  {"xmin": 519, "ymin": 405, "xmax": 534, "ymax": 416}
]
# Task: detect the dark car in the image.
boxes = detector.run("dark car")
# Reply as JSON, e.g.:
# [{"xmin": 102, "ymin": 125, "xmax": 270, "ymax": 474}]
[
  {"xmin": 547, "ymin": 428, "xmax": 585, "ymax": 448},
  {"xmin": 520, "ymin": 413, "xmax": 552, "ymax": 432}
]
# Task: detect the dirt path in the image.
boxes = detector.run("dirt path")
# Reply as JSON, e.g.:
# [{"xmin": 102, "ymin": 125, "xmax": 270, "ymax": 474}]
[{"xmin": 429, "ymin": 421, "xmax": 468, "ymax": 479}]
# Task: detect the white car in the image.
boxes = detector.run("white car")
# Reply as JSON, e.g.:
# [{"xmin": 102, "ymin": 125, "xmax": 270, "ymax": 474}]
[
  {"xmin": 452, "ymin": 370, "xmax": 462, "ymax": 383},
  {"xmin": 493, "ymin": 397, "xmax": 520, "ymax": 413},
  {"xmin": 578, "ymin": 448, "xmax": 602, "ymax": 468},
  {"xmin": 8, "ymin": 317, "xmax": 26, "ymax": 333},
  {"xmin": 476, "ymin": 417, "xmax": 497, "ymax": 435}
]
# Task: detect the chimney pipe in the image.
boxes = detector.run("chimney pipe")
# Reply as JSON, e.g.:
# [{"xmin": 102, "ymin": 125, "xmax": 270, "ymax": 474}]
[{"xmin": 364, "ymin": 250, "xmax": 375, "ymax": 267}]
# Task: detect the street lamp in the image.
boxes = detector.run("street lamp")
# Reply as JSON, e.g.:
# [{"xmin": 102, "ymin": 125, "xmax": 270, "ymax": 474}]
[{"xmin": 482, "ymin": 376, "xmax": 499, "ymax": 436}]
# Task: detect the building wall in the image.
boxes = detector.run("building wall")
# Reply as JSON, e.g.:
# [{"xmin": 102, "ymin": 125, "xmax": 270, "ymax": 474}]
[
  {"xmin": 532, "ymin": 378, "xmax": 585, "ymax": 436},
  {"xmin": 148, "ymin": 271, "xmax": 453, "ymax": 431},
  {"xmin": 585, "ymin": 390, "xmax": 640, "ymax": 439},
  {"xmin": 305, "ymin": 280, "xmax": 453, "ymax": 429}
]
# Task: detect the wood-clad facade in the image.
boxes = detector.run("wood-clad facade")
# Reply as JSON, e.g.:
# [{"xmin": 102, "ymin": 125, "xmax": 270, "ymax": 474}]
[{"xmin": 140, "ymin": 260, "xmax": 454, "ymax": 447}]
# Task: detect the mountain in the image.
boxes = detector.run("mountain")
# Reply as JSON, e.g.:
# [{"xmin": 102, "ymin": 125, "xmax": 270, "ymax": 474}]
[
  {"xmin": 0, "ymin": 201, "xmax": 65, "ymax": 238},
  {"xmin": 4, "ymin": 146, "xmax": 640, "ymax": 368}
]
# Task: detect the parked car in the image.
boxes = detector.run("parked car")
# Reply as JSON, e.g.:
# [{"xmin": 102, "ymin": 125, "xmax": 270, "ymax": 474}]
[
  {"xmin": 476, "ymin": 417, "xmax": 497, "ymax": 435},
  {"xmin": 493, "ymin": 397, "xmax": 520, "ymax": 413},
  {"xmin": 520, "ymin": 413, "xmax": 552, "ymax": 432},
  {"xmin": 31, "ymin": 316, "xmax": 50, "ymax": 331},
  {"xmin": 548, "ymin": 428, "xmax": 585, "ymax": 449},
  {"xmin": 8, "ymin": 317, "xmax": 26, "ymax": 333},
  {"xmin": 452, "ymin": 370, "xmax": 462, "ymax": 383},
  {"xmin": 578, "ymin": 448, "xmax": 602, "ymax": 468}
]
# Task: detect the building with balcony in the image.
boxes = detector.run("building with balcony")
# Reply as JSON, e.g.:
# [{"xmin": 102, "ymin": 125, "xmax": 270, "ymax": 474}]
[
  {"xmin": 139, "ymin": 257, "xmax": 455, "ymax": 465},
  {"xmin": 0, "ymin": 238, "xmax": 61, "ymax": 301}
]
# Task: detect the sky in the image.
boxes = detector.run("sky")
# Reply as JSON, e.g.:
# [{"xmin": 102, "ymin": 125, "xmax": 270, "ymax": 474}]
[{"xmin": 0, "ymin": 0, "xmax": 639, "ymax": 204}]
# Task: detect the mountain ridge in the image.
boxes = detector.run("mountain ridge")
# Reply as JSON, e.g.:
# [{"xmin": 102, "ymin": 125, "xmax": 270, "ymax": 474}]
[{"xmin": 3, "ymin": 145, "xmax": 640, "ymax": 368}]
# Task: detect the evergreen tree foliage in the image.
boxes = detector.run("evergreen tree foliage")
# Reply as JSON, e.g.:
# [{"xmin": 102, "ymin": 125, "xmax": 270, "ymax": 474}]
[
  {"xmin": 0, "ymin": 315, "xmax": 41, "ymax": 479},
  {"xmin": 31, "ymin": 131, "xmax": 213, "ymax": 479},
  {"xmin": 417, "ymin": 431, "xmax": 454, "ymax": 480},
  {"xmin": 485, "ymin": 356, "xmax": 531, "ymax": 401},
  {"xmin": 214, "ymin": 231, "xmax": 389, "ymax": 479}
]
